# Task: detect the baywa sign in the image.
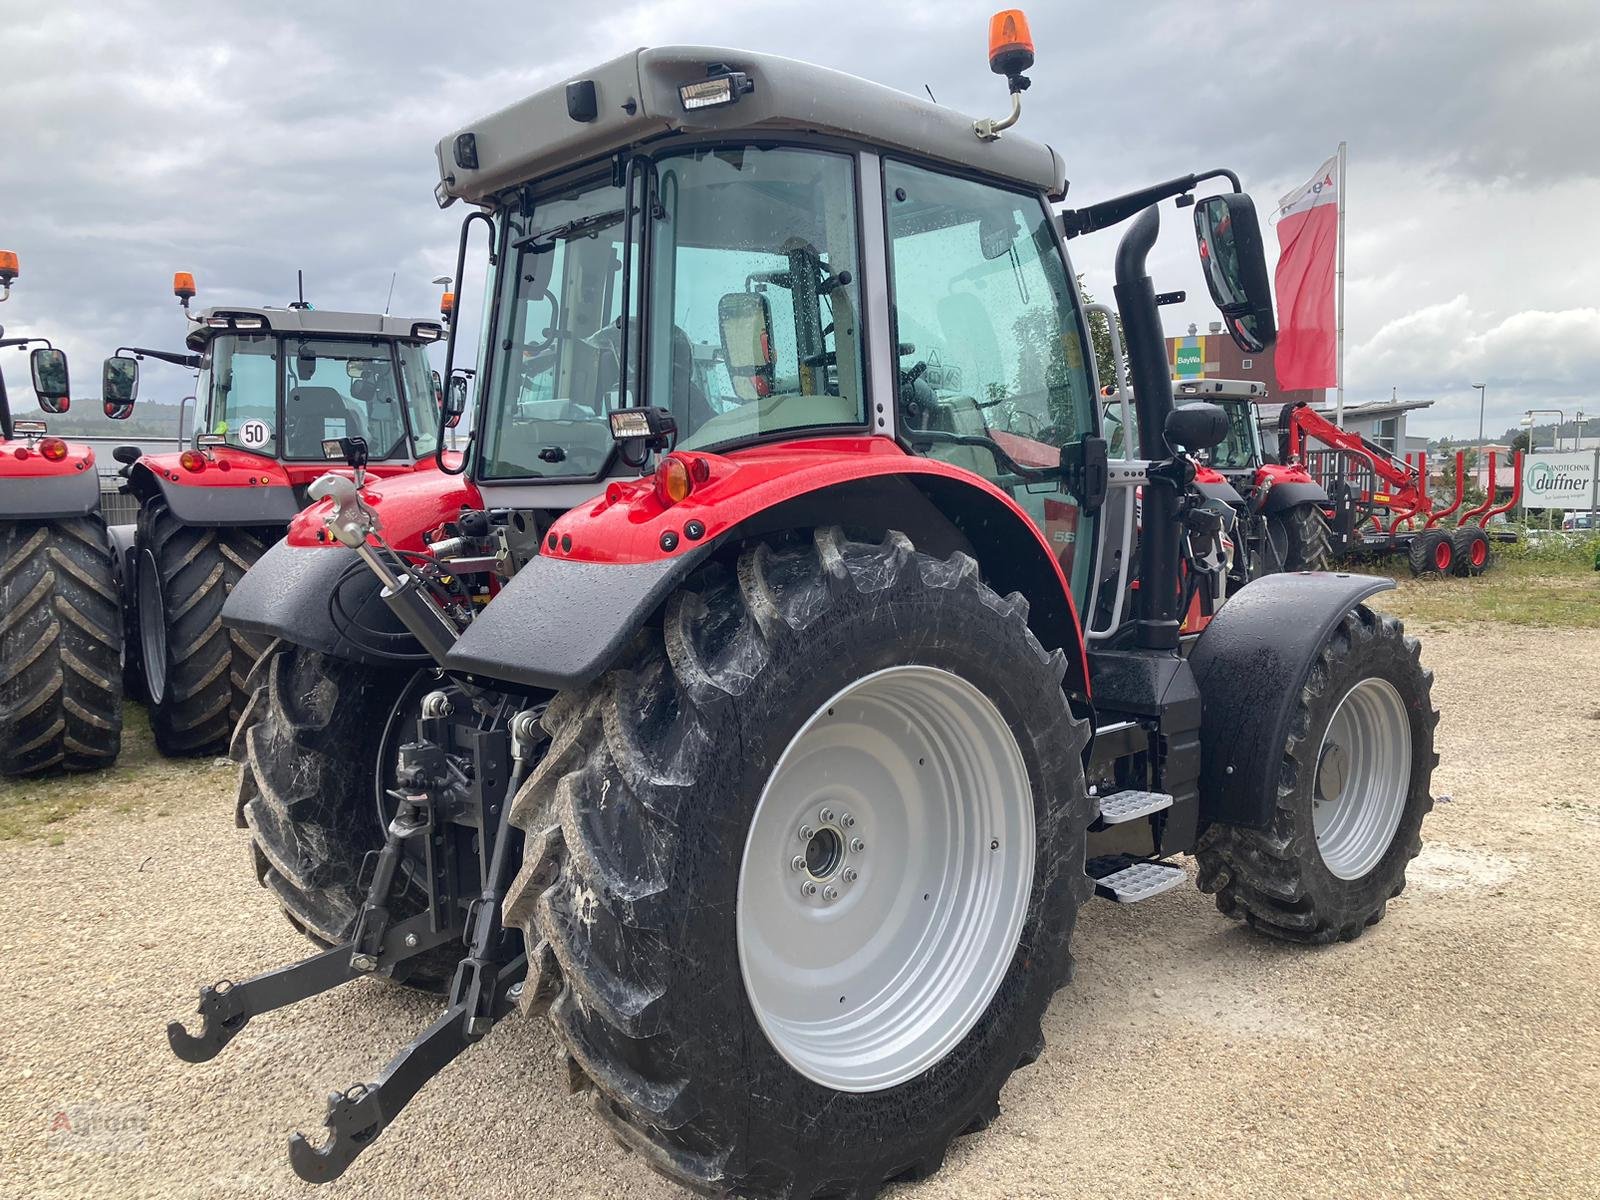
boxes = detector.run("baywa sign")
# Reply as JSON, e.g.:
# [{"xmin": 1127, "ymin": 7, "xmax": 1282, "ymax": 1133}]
[{"xmin": 1521, "ymin": 451, "xmax": 1598, "ymax": 510}]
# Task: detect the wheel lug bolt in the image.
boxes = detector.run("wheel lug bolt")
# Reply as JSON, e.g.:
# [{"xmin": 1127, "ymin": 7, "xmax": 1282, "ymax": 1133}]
[
  {"xmin": 798, "ymin": 824, "xmax": 813, "ymax": 841},
  {"xmin": 819, "ymin": 807, "xmax": 834, "ymax": 823},
  {"xmin": 790, "ymin": 856, "xmax": 805, "ymax": 872},
  {"xmin": 841, "ymin": 813, "xmax": 855, "ymax": 828},
  {"xmin": 822, "ymin": 885, "xmax": 839, "ymax": 902},
  {"xmin": 843, "ymin": 867, "xmax": 858, "ymax": 883},
  {"xmin": 850, "ymin": 838, "xmax": 865, "ymax": 853},
  {"xmin": 801, "ymin": 881, "xmax": 818, "ymax": 897}
]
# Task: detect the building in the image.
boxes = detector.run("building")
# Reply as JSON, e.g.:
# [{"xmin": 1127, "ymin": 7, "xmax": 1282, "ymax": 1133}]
[{"xmin": 1165, "ymin": 326, "xmax": 1324, "ymax": 407}]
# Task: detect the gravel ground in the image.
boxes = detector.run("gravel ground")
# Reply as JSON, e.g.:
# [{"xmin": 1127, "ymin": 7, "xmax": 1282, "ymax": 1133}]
[{"xmin": 2, "ymin": 623, "xmax": 1598, "ymax": 1199}]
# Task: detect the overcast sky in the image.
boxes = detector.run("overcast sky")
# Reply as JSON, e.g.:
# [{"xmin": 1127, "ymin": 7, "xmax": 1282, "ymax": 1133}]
[{"xmin": 3, "ymin": 0, "xmax": 1596, "ymax": 439}]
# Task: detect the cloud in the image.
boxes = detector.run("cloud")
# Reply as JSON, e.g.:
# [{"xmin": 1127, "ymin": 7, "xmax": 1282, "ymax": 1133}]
[{"xmin": 0, "ymin": 0, "xmax": 1595, "ymax": 449}]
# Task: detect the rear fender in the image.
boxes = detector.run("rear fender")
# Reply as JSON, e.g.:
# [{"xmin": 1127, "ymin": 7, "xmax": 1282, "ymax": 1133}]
[
  {"xmin": 222, "ymin": 469, "xmax": 483, "ymax": 662},
  {"xmin": 444, "ymin": 445, "xmax": 1089, "ymax": 698},
  {"xmin": 1188, "ymin": 571, "xmax": 1394, "ymax": 830},
  {"xmin": 0, "ymin": 443, "xmax": 101, "ymax": 518},
  {"xmin": 128, "ymin": 456, "xmax": 301, "ymax": 527}
]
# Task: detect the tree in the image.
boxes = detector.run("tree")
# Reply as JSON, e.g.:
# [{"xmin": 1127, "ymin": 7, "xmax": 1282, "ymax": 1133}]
[
  {"xmin": 1510, "ymin": 430, "xmax": 1531, "ymax": 455},
  {"xmin": 1077, "ymin": 276, "xmax": 1124, "ymax": 391}
]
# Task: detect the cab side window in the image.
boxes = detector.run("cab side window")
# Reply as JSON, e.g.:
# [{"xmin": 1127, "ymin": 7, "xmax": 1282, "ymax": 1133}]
[{"xmin": 884, "ymin": 160, "xmax": 1098, "ymax": 596}]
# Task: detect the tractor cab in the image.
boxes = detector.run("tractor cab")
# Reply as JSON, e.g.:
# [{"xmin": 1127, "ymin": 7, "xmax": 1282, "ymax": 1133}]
[
  {"xmin": 1175, "ymin": 377, "xmax": 1271, "ymax": 476},
  {"xmin": 108, "ymin": 280, "xmax": 448, "ymax": 506}
]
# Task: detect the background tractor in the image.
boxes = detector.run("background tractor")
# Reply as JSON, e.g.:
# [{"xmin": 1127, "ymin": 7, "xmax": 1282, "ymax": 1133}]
[
  {"xmin": 169, "ymin": 18, "xmax": 1439, "ymax": 1198},
  {"xmin": 104, "ymin": 275, "xmax": 450, "ymax": 756},
  {"xmin": 0, "ymin": 250, "xmax": 126, "ymax": 777},
  {"xmin": 1178, "ymin": 377, "xmax": 1335, "ymax": 575}
]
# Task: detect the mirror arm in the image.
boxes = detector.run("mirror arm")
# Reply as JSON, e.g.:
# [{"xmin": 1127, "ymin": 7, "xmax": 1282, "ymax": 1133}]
[
  {"xmin": 1060, "ymin": 168, "xmax": 1241, "ymax": 239},
  {"xmin": 118, "ymin": 346, "xmax": 200, "ymax": 370},
  {"xmin": 438, "ymin": 210, "xmax": 497, "ymax": 475},
  {"xmin": 1, "ymin": 336, "xmax": 51, "ymax": 350}
]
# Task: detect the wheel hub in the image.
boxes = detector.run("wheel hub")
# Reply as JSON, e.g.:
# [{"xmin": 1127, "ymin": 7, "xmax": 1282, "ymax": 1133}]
[
  {"xmin": 738, "ymin": 665, "xmax": 1034, "ymax": 1093},
  {"xmin": 1312, "ymin": 676, "xmax": 1412, "ymax": 881}
]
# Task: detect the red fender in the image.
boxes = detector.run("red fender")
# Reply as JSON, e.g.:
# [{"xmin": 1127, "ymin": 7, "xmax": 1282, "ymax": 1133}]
[
  {"xmin": 288, "ymin": 463, "xmax": 481, "ymax": 551},
  {"xmin": 542, "ymin": 436, "xmax": 1089, "ymax": 693}
]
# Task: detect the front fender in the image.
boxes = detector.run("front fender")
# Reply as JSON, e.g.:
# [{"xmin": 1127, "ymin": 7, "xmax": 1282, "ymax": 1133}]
[
  {"xmin": 1188, "ymin": 571, "xmax": 1394, "ymax": 830},
  {"xmin": 1259, "ymin": 479, "xmax": 1330, "ymax": 515}
]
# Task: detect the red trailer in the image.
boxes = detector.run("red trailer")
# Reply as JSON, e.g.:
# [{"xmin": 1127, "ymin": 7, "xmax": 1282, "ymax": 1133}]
[{"xmin": 1280, "ymin": 400, "xmax": 1520, "ymax": 575}]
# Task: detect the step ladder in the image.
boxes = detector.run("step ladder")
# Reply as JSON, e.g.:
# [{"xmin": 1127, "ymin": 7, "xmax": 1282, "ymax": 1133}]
[
  {"xmin": 1091, "ymin": 789, "xmax": 1173, "ymax": 830},
  {"xmin": 1086, "ymin": 854, "xmax": 1187, "ymax": 904}
]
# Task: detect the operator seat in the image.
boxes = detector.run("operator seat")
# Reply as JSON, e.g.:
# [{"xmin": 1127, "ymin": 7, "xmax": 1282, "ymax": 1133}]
[{"xmin": 284, "ymin": 386, "xmax": 358, "ymax": 458}]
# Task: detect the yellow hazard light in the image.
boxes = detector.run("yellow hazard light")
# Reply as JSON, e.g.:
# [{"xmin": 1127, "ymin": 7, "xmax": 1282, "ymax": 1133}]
[{"xmin": 987, "ymin": 10, "xmax": 1035, "ymax": 76}]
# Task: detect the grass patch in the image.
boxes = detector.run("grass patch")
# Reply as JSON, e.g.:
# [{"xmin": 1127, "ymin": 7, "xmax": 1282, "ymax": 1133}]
[
  {"xmin": 1366, "ymin": 554, "xmax": 1600, "ymax": 630},
  {"xmin": 0, "ymin": 706, "xmax": 232, "ymax": 842}
]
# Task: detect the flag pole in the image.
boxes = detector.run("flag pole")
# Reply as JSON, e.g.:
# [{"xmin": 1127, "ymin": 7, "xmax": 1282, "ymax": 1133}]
[{"xmin": 1335, "ymin": 140, "xmax": 1347, "ymax": 424}]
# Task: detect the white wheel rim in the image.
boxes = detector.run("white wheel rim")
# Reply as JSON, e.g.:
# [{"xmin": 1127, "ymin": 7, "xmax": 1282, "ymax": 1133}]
[
  {"xmin": 1312, "ymin": 676, "xmax": 1411, "ymax": 880},
  {"xmin": 736, "ymin": 665, "xmax": 1034, "ymax": 1092}
]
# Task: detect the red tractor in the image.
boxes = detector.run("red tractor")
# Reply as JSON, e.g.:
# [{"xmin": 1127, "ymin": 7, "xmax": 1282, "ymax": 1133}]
[
  {"xmin": 170, "ymin": 20, "xmax": 1440, "ymax": 1198},
  {"xmin": 104, "ymin": 275, "xmax": 451, "ymax": 756},
  {"xmin": 1180, "ymin": 377, "xmax": 1334, "ymax": 576},
  {"xmin": 0, "ymin": 250, "xmax": 126, "ymax": 777}
]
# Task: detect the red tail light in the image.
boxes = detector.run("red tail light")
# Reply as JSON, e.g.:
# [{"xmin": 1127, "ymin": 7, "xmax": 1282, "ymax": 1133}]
[
  {"xmin": 39, "ymin": 438, "xmax": 68, "ymax": 462},
  {"xmin": 179, "ymin": 450, "xmax": 207, "ymax": 473},
  {"xmin": 12, "ymin": 446, "xmax": 29, "ymax": 461}
]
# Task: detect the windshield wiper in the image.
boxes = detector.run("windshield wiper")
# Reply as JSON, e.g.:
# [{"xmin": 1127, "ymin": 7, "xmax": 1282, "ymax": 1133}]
[{"xmin": 512, "ymin": 208, "xmax": 625, "ymax": 253}]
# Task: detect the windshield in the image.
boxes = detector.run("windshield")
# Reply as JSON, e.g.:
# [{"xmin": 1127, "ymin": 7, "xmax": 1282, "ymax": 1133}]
[
  {"xmin": 1203, "ymin": 400, "xmax": 1259, "ymax": 470},
  {"xmin": 478, "ymin": 177, "xmax": 629, "ymax": 480},
  {"xmin": 647, "ymin": 146, "xmax": 865, "ymax": 449},
  {"xmin": 204, "ymin": 334, "xmax": 432, "ymax": 459},
  {"xmin": 208, "ymin": 335, "xmax": 279, "ymax": 453}
]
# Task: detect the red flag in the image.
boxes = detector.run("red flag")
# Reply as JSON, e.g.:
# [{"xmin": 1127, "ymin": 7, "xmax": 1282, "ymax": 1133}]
[{"xmin": 1273, "ymin": 154, "xmax": 1340, "ymax": 390}]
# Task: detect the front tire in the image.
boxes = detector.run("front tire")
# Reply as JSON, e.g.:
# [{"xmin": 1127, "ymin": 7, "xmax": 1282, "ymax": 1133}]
[
  {"xmin": 1270, "ymin": 502, "xmax": 1334, "ymax": 571},
  {"xmin": 0, "ymin": 517, "xmax": 123, "ymax": 776},
  {"xmin": 1407, "ymin": 528, "xmax": 1453, "ymax": 576},
  {"xmin": 136, "ymin": 500, "xmax": 274, "ymax": 756},
  {"xmin": 504, "ymin": 528, "xmax": 1092, "ymax": 1199},
  {"xmin": 1450, "ymin": 526, "xmax": 1491, "ymax": 576},
  {"xmin": 1195, "ymin": 605, "xmax": 1437, "ymax": 943}
]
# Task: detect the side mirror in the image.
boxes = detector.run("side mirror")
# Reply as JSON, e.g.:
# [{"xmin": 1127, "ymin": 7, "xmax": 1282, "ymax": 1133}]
[
  {"xmin": 717, "ymin": 292, "xmax": 775, "ymax": 402},
  {"xmin": 1193, "ymin": 194, "xmax": 1276, "ymax": 353},
  {"xmin": 30, "ymin": 347, "xmax": 71, "ymax": 413},
  {"xmin": 112, "ymin": 445, "xmax": 143, "ymax": 465},
  {"xmin": 1165, "ymin": 402, "xmax": 1229, "ymax": 454},
  {"xmin": 102, "ymin": 354, "xmax": 139, "ymax": 419},
  {"xmin": 444, "ymin": 375, "xmax": 468, "ymax": 428}
]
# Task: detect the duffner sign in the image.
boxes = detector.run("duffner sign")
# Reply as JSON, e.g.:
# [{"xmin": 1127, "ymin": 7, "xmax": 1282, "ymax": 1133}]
[{"xmin": 1521, "ymin": 451, "xmax": 1597, "ymax": 510}]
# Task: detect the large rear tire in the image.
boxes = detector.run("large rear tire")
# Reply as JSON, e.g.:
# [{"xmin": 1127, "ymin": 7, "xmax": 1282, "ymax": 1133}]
[
  {"xmin": 1270, "ymin": 502, "xmax": 1334, "ymax": 571},
  {"xmin": 135, "ymin": 500, "xmax": 274, "ymax": 756},
  {"xmin": 0, "ymin": 516, "xmax": 123, "ymax": 776},
  {"xmin": 1450, "ymin": 525, "xmax": 1491, "ymax": 576},
  {"xmin": 505, "ymin": 528, "xmax": 1092, "ymax": 1199},
  {"xmin": 230, "ymin": 642, "xmax": 459, "ymax": 989},
  {"xmin": 1195, "ymin": 606, "xmax": 1437, "ymax": 943},
  {"xmin": 1407, "ymin": 528, "xmax": 1453, "ymax": 576}
]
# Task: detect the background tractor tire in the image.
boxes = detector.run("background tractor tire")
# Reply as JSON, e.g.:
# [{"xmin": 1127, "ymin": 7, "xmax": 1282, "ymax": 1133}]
[
  {"xmin": 1195, "ymin": 605, "xmax": 1437, "ymax": 943},
  {"xmin": 0, "ymin": 517, "xmax": 123, "ymax": 776},
  {"xmin": 1450, "ymin": 525, "xmax": 1491, "ymax": 576},
  {"xmin": 135, "ymin": 500, "xmax": 274, "ymax": 756},
  {"xmin": 231, "ymin": 642, "xmax": 459, "ymax": 990},
  {"xmin": 1270, "ymin": 502, "xmax": 1334, "ymax": 571},
  {"xmin": 505, "ymin": 527, "xmax": 1093, "ymax": 1200}
]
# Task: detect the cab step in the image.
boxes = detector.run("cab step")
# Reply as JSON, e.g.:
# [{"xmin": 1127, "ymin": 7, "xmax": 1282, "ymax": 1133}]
[
  {"xmin": 1091, "ymin": 789, "xmax": 1174, "ymax": 828},
  {"xmin": 1086, "ymin": 854, "xmax": 1187, "ymax": 904}
]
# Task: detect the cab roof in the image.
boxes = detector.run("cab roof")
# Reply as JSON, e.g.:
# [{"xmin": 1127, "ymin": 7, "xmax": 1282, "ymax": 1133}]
[
  {"xmin": 184, "ymin": 305, "xmax": 441, "ymax": 352},
  {"xmin": 434, "ymin": 46, "xmax": 1068, "ymax": 207}
]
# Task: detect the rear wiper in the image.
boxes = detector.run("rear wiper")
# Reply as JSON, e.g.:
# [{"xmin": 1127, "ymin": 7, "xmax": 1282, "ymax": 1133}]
[{"xmin": 512, "ymin": 208, "xmax": 625, "ymax": 253}]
